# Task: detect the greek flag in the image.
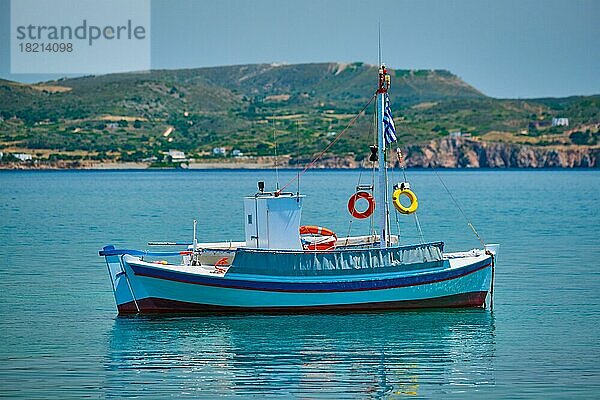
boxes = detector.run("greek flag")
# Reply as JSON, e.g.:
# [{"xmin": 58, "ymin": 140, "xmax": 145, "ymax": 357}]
[{"xmin": 383, "ymin": 93, "xmax": 397, "ymax": 144}]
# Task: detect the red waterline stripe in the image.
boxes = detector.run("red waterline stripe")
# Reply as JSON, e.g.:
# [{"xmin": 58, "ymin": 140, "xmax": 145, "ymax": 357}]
[{"xmin": 117, "ymin": 291, "xmax": 489, "ymax": 314}]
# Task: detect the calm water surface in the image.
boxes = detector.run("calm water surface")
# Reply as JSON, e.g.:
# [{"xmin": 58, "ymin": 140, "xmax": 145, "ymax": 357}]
[{"xmin": 0, "ymin": 169, "xmax": 598, "ymax": 398}]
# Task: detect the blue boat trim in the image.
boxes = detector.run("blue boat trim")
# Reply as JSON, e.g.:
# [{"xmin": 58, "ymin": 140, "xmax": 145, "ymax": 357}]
[
  {"xmin": 128, "ymin": 258, "xmax": 491, "ymax": 293},
  {"xmin": 98, "ymin": 241, "xmax": 444, "ymax": 257},
  {"xmin": 239, "ymin": 241, "xmax": 444, "ymax": 254}
]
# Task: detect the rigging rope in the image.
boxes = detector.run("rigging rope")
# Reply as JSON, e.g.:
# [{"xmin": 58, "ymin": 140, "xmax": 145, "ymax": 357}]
[
  {"xmin": 296, "ymin": 119, "xmax": 300, "ymax": 196},
  {"xmin": 429, "ymin": 163, "xmax": 486, "ymax": 247},
  {"xmin": 276, "ymin": 92, "xmax": 377, "ymax": 195},
  {"xmin": 272, "ymin": 119, "xmax": 280, "ymax": 190},
  {"xmin": 391, "ymin": 150, "xmax": 402, "ymax": 244},
  {"xmin": 413, "ymin": 213, "xmax": 426, "ymax": 244},
  {"xmin": 396, "ymin": 148, "xmax": 425, "ymax": 243},
  {"xmin": 346, "ymin": 101, "xmax": 378, "ymax": 241},
  {"xmin": 345, "ymin": 166, "xmax": 365, "ymax": 240},
  {"xmin": 370, "ymin": 102, "xmax": 378, "ymax": 236},
  {"xmin": 370, "ymin": 161, "xmax": 377, "ymax": 237}
]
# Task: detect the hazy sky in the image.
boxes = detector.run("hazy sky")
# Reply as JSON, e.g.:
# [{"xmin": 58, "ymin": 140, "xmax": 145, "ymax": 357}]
[{"xmin": 0, "ymin": 0, "xmax": 598, "ymax": 98}]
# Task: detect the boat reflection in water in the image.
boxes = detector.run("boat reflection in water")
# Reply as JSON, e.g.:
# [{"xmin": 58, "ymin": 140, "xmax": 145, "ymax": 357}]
[{"xmin": 105, "ymin": 310, "xmax": 495, "ymax": 397}]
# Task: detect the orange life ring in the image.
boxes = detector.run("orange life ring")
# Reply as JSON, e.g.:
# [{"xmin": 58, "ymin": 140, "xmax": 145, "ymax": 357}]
[
  {"xmin": 347, "ymin": 191, "xmax": 375, "ymax": 219},
  {"xmin": 300, "ymin": 225, "xmax": 337, "ymax": 251}
]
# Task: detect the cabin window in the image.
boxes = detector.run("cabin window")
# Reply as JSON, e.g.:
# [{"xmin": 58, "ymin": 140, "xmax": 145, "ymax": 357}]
[{"xmin": 247, "ymin": 215, "xmax": 252, "ymax": 224}]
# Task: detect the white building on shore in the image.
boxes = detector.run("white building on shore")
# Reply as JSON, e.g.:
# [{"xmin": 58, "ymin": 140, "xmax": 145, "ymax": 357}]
[
  {"xmin": 167, "ymin": 150, "xmax": 186, "ymax": 161},
  {"xmin": 552, "ymin": 117, "xmax": 569, "ymax": 127},
  {"xmin": 14, "ymin": 153, "xmax": 32, "ymax": 161},
  {"xmin": 213, "ymin": 147, "xmax": 227, "ymax": 156}
]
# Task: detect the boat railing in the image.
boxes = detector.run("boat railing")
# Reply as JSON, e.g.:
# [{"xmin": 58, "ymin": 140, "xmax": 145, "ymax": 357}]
[
  {"xmin": 228, "ymin": 241, "xmax": 445, "ymax": 277},
  {"xmin": 99, "ymin": 246, "xmax": 184, "ymax": 258},
  {"xmin": 99, "ymin": 241, "xmax": 446, "ymax": 275}
]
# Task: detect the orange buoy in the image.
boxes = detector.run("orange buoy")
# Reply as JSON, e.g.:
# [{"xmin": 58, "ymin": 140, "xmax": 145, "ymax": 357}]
[
  {"xmin": 300, "ymin": 225, "xmax": 337, "ymax": 251},
  {"xmin": 213, "ymin": 257, "xmax": 230, "ymax": 273},
  {"xmin": 347, "ymin": 191, "xmax": 375, "ymax": 219},
  {"xmin": 214, "ymin": 257, "xmax": 230, "ymax": 267}
]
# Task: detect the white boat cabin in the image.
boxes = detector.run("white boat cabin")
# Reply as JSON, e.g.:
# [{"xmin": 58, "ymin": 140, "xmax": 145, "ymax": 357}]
[{"xmin": 243, "ymin": 191, "xmax": 304, "ymax": 250}]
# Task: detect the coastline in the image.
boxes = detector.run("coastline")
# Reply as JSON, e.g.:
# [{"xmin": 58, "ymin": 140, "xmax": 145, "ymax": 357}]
[
  {"xmin": 0, "ymin": 161, "xmax": 281, "ymax": 170},
  {"xmin": 2, "ymin": 138, "xmax": 597, "ymax": 170},
  {"xmin": 1, "ymin": 162, "xmax": 598, "ymax": 171}
]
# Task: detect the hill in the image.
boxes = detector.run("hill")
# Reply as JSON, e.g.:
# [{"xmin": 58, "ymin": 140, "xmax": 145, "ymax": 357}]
[{"xmin": 0, "ymin": 63, "xmax": 598, "ymax": 167}]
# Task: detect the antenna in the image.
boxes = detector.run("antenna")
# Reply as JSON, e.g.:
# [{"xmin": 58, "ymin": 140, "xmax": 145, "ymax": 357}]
[
  {"xmin": 192, "ymin": 219, "xmax": 197, "ymax": 250},
  {"xmin": 378, "ymin": 20, "xmax": 382, "ymax": 67}
]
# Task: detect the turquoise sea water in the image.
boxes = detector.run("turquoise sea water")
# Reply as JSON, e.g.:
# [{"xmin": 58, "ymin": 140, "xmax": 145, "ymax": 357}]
[{"xmin": 0, "ymin": 169, "xmax": 598, "ymax": 398}]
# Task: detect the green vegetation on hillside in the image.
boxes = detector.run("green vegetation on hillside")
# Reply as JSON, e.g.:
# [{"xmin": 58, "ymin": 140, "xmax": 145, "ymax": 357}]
[{"xmin": 0, "ymin": 62, "xmax": 598, "ymax": 164}]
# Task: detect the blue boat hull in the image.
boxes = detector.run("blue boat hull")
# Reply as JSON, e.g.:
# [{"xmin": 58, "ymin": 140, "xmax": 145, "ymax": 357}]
[{"xmin": 104, "ymin": 251, "xmax": 492, "ymax": 314}]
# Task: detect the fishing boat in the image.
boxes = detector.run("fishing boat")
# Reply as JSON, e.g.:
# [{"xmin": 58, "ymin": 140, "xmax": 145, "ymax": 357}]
[{"xmin": 99, "ymin": 64, "xmax": 499, "ymax": 314}]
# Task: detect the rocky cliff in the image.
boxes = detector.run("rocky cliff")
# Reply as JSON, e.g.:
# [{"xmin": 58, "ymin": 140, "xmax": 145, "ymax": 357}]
[{"xmin": 402, "ymin": 138, "xmax": 598, "ymax": 168}]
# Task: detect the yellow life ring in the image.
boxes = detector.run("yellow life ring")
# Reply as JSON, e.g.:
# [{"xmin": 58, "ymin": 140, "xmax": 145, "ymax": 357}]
[{"xmin": 392, "ymin": 188, "xmax": 418, "ymax": 214}]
